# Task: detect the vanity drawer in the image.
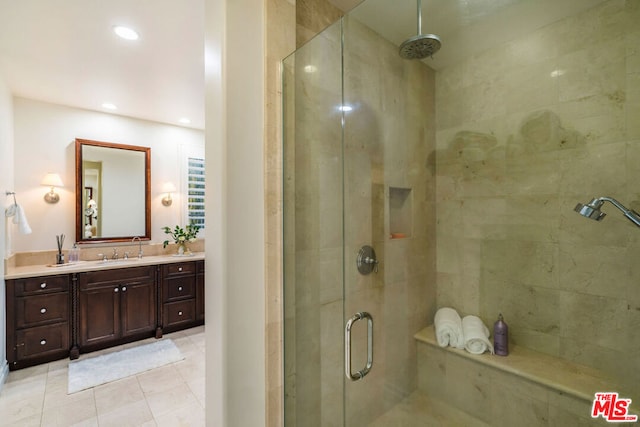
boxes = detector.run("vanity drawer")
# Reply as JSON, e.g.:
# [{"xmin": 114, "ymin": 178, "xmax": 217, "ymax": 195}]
[
  {"xmin": 163, "ymin": 276, "xmax": 195, "ymax": 302},
  {"xmin": 16, "ymin": 323, "xmax": 69, "ymax": 360},
  {"xmin": 14, "ymin": 275, "xmax": 69, "ymax": 296},
  {"xmin": 163, "ymin": 300, "xmax": 196, "ymax": 327},
  {"xmin": 163, "ymin": 262, "xmax": 196, "ymax": 277},
  {"xmin": 79, "ymin": 266, "xmax": 155, "ymax": 287},
  {"xmin": 16, "ymin": 293, "xmax": 69, "ymax": 328}
]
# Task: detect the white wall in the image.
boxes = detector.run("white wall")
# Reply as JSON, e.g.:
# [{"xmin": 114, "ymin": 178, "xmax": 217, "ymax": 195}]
[
  {"xmin": 0, "ymin": 74, "xmax": 15, "ymax": 388},
  {"xmin": 11, "ymin": 98, "xmax": 204, "ymax": 253},
  {"xmin": 205, "ymin": 0, "xmax": 266, "ymax": 425}
]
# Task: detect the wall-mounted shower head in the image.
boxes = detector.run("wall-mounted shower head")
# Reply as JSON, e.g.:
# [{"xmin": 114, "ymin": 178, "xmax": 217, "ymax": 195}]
[
  {"xmin": 574, "ymin": 197, "xmax": 640, "ymax": 227},
  {"xmin": 399, "ymin": 0, "xmax": 441, "ymax": 60}
]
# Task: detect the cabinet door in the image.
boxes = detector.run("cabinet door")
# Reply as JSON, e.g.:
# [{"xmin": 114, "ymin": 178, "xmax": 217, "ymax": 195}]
[
  {"xmin": 121, "ymin": 280, "xmax": 157, "ymax": 337},
  {"xmin": 79, "ymin": 282, "xmax": 120, "ymax": 347}
]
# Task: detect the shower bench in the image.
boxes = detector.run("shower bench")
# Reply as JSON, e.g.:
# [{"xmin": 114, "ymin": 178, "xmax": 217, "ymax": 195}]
[{"xmin": 415, "ymin": 326, "xmax": 637, "ymax": 425}]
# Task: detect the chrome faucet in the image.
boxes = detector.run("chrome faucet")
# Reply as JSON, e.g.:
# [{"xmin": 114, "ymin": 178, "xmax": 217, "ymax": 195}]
[
  {"xmin": 112, "ymin": 248, "xmax": 119, "ymax": 260},
  {"xmin": 132, "ymin": 236, "xmax": 143, "ymax": 258}
]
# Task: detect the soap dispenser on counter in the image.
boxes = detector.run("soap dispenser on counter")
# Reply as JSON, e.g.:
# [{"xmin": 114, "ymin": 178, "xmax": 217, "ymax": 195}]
[{"xmin": 68, "ymin": 243, "xmax": 81, "ymax": 263}]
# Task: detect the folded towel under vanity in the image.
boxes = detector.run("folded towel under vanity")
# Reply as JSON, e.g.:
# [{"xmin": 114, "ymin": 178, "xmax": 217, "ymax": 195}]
[
  {"xmin": 462, "ymin": 315, "xmax": 494, "ymax": 355},
  {"xmin": 434, "ymin": 307, "xmax": 465, "ymax": 349}
]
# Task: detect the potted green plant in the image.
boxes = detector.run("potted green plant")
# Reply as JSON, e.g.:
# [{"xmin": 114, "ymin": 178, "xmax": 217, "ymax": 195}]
[{"xmin": 162, "ymin": 224, "xmax": 200, "ymax": 255}]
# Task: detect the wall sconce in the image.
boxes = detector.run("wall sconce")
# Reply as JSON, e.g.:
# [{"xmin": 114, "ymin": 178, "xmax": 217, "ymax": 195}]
[
  {"xmin": 162, "ymin": 182, "xmax": 177, "ymax": 206},
  {"xmin": 41, "ymin": 173, "xmax": 64, "ymax": 204}
]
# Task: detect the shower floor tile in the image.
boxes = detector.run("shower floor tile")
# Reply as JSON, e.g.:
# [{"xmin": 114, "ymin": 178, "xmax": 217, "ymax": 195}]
[{"xmin": 370, "ymin": 390, "xmax": 490, "ymax": 427}]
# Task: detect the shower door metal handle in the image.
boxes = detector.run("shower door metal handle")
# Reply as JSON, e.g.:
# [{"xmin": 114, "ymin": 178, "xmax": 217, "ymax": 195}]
[{"xmin": 345, "ymin": 311, "xmax": 373, "ymax": 381}]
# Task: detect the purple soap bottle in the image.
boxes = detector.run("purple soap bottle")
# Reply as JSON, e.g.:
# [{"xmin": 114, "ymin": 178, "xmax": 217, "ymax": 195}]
[{"xmin": 493, "ymin": 313, "xmax": 509, "ymax": 356}]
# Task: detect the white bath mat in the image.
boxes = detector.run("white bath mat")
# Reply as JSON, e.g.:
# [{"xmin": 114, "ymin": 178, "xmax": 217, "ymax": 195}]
[{"xmin": 68, "ymin": 339, "xmax": 184, "ymax": 394}]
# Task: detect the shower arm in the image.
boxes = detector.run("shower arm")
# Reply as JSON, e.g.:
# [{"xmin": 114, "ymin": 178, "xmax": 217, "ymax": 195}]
[
  {"xmin": 416, "ymin": 0, "xmax": 422, "ymax": 35},
  {"xmin": 596, "ymin": 197, "xmax": 640, "ymax": 227}
]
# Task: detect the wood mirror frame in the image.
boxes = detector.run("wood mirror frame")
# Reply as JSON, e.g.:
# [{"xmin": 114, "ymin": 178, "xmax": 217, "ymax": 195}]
[{"xmin": 75, "ymin": 138, "xmax": 151, "ymax": 244}]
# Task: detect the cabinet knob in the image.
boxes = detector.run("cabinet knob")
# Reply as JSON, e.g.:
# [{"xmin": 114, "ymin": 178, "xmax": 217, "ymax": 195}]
[
  {"xmin": 178, "ymin": 267, "xmax": 183, "ymax": 272},
  {"xmin": 178, "ymin": 311, "xmax": 183, "ymax": 316},
  {"xmin": 122, "ymin": 286, "xmax": 127, "ymax": 292},
  {"xmin": 40, "ymin": 339, "xmax": 47, "ymax": 345},
  {"xmin": 40, "ymin": 283, "xmax": 47, "ymax": 289},
  {"xmin": 40, "ymin": 308, "xmax": 47, "ymax": 314},
  {"xmin": 114, "ymin": 287, "xmax": 119, "ymax": 293},
  {"xmin": 178, "ymin": 286, "xmax": 183, "ymax": 291}
]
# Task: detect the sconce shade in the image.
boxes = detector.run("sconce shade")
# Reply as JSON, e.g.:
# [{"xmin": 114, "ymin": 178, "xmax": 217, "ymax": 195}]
[
  {"xmin": 162, "ymin": 182, "xmax": 177, "ymax": 193},
  {"xmin": 41, "ymin": 173, "xmax": 64, "ymax": 188},
  {"xmin": 162, "ymin": 182, "xmax": 177, "ymax": 206},
  {"xmin": 41, "ymin": 173, "xmax": 63, "ymax": 203}
]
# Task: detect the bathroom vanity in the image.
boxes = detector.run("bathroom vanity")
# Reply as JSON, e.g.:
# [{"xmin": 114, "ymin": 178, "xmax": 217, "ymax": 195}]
[{"xmin": 5, "ymin": 255, "xmax": 204, "ymax": 370}]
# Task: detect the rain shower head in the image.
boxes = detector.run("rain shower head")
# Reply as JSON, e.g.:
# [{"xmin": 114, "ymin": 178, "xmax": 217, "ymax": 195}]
[
  {"xmin": 399, "ymin": 0, "xmax": 441, "ymax": 60},
  {"xmin": 574, "ymin": 197, "xmax": 640, "ymax": 227},
  {"xmin": 399, "ymin": 34, "xmax": 441, "ymax": 60}
]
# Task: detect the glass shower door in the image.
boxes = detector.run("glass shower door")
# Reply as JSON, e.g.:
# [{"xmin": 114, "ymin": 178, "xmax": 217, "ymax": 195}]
[
  {"xmin": 283, "ymin": 19, "xmax": 347, "ymax": 427},
  {"xmin": 341, "ymin": 6, "xmax": 436, "ymax": 424},
  {"xmin": 283, "ymin": 4, "xmax": 436, "ymax": 425}
]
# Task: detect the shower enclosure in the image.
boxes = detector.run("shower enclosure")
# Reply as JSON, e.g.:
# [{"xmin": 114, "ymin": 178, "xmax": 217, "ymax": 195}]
[
  {"xmin": 283, "ymin": 3, "xmax": 437, "ymax": 424},
  {"xmin": 283, "ymin": 0, "xmax": 639, "ymax": 424}
]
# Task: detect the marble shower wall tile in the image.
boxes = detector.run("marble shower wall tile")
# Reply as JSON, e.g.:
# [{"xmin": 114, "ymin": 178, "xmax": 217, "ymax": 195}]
[{"xmin": 435, "ymin": 0, "xmax": 639, "ymax": 401}]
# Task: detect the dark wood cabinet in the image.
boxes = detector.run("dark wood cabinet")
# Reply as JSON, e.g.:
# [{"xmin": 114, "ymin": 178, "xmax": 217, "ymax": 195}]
[
  {"xmin": 196, "ymin": 260, "xmax": 205, "ymax": 321},
  {"xmin": 160, "ymin": 261, "xmax": 204, "ymax": 333},
  {"xmin": 78, "ymin": 266, "xmax": 156, "ymax": 352},
  {"xmin": 6, "ymin": 259, "xmax": 204, "ymax": 370},
  {"xmin": 6, "ymin": 274, "xmax": 71, "ymax": 370}
]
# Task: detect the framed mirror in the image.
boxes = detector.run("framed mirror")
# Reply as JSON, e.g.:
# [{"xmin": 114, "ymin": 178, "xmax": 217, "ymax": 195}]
[{"xmin": 75, "ymin": 138, "xmax": 151, "ymax": 243}]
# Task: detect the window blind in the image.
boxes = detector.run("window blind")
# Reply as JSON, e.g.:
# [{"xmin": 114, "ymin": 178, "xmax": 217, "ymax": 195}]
[{"xmin": 187, "ymin": 157, "xmax": 205, "ymax": 228}]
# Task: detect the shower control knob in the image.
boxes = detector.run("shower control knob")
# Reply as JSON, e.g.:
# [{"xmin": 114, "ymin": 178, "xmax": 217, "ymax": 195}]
[{"xmin": 357, "ymin": 245, "xmax": 379, "ymax": 275}]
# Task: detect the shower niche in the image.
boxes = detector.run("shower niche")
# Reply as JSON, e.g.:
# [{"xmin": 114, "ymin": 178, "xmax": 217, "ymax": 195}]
[{"xmin": 389, "ymin": 186, "xmax": 412, "ymax": 239}]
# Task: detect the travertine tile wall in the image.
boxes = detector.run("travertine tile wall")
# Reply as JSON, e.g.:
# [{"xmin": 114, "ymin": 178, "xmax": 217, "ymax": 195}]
[
  {"xmin": 295, "ymin": 0, "xmax": 342, "ymax": 47},
  {"xmin": 435, "ymin": 0, "xmax": 640, "ymax": 401},
  {"xmin": 265, "ymin": 0, "xmax": 296, "ymax": 425}
]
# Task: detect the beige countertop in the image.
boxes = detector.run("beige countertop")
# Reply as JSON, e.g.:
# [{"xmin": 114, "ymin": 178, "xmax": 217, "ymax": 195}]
[{"xmin": 5, "ymin": 252, "xmax": 205, "ymax": 280}]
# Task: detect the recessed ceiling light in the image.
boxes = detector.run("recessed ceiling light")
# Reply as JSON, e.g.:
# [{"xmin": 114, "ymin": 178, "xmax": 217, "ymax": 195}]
[
  {"xmin": 179, "ymin": 118, "xmax": 191, "ymax": 124},
  {"xmin": 304, "ymin": 65, "xmax": 317, "ymax": 73},
  {"xmin": 102, "ymin": 102, "xmax": 117, "ymax": 110},
  {"xmin": 113, "ymin": 26, "xmax": 139, "ymax": 41}
]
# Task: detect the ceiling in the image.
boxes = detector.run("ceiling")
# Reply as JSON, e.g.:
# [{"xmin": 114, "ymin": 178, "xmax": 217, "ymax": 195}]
[
  {"xmin": 0, "ymin": 0, "xmax": 204, "ymax": 130},
  {"xmin": 340, "ymin": 0, "xmax": 607, "ymax": 71},
  {"xmin": 0, "ymin": 0, "xmax": 606, "ymax": 132}
]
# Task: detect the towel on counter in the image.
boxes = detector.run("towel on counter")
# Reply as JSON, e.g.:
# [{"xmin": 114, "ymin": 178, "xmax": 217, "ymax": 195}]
[
  {"xmin": 462, "ymin": 315, "xmax": 494, "ymax": 355},
  {"xmin": 10, "ymin": 203, "xmax": 32, "ymax": 234},
  {"xmin": 434, "ymin": 307, "xmax": 465, "ymax": 349}
]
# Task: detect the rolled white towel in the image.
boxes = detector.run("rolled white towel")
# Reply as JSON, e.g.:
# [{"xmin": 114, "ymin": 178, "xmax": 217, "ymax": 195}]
[
  {"xmin": 462, "ymin": 315, "xmax": 494, "ymax": 355},
  {"xmin": 12, "ymin": 204, "xmax": 32, "ymax": 235},
  {"xmin": 434, "ymin": 307, "xmax": 465, "ymax": 349}
]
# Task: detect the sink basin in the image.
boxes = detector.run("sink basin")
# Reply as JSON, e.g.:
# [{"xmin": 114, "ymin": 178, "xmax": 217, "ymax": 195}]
[{"xmin": 93, "ymin": 258, "xmax": 141, "ymax": 265}]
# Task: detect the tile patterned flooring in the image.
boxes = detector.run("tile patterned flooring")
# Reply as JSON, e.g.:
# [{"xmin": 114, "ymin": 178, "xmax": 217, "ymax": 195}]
[{"xmin": 0, "ymin": 326, "xmax": 205, "ymax": 427}]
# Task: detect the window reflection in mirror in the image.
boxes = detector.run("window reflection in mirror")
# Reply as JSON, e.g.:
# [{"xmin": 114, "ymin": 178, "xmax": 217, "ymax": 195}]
[{"xmin": 75, "ymin": 139, "xmax": 151, "ymax": 243}]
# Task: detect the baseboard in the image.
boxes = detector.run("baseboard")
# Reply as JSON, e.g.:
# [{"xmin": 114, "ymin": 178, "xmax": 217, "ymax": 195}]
[{"xmin": 0, "ymin": 359, "xmax": 9, "ymax": 394}]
